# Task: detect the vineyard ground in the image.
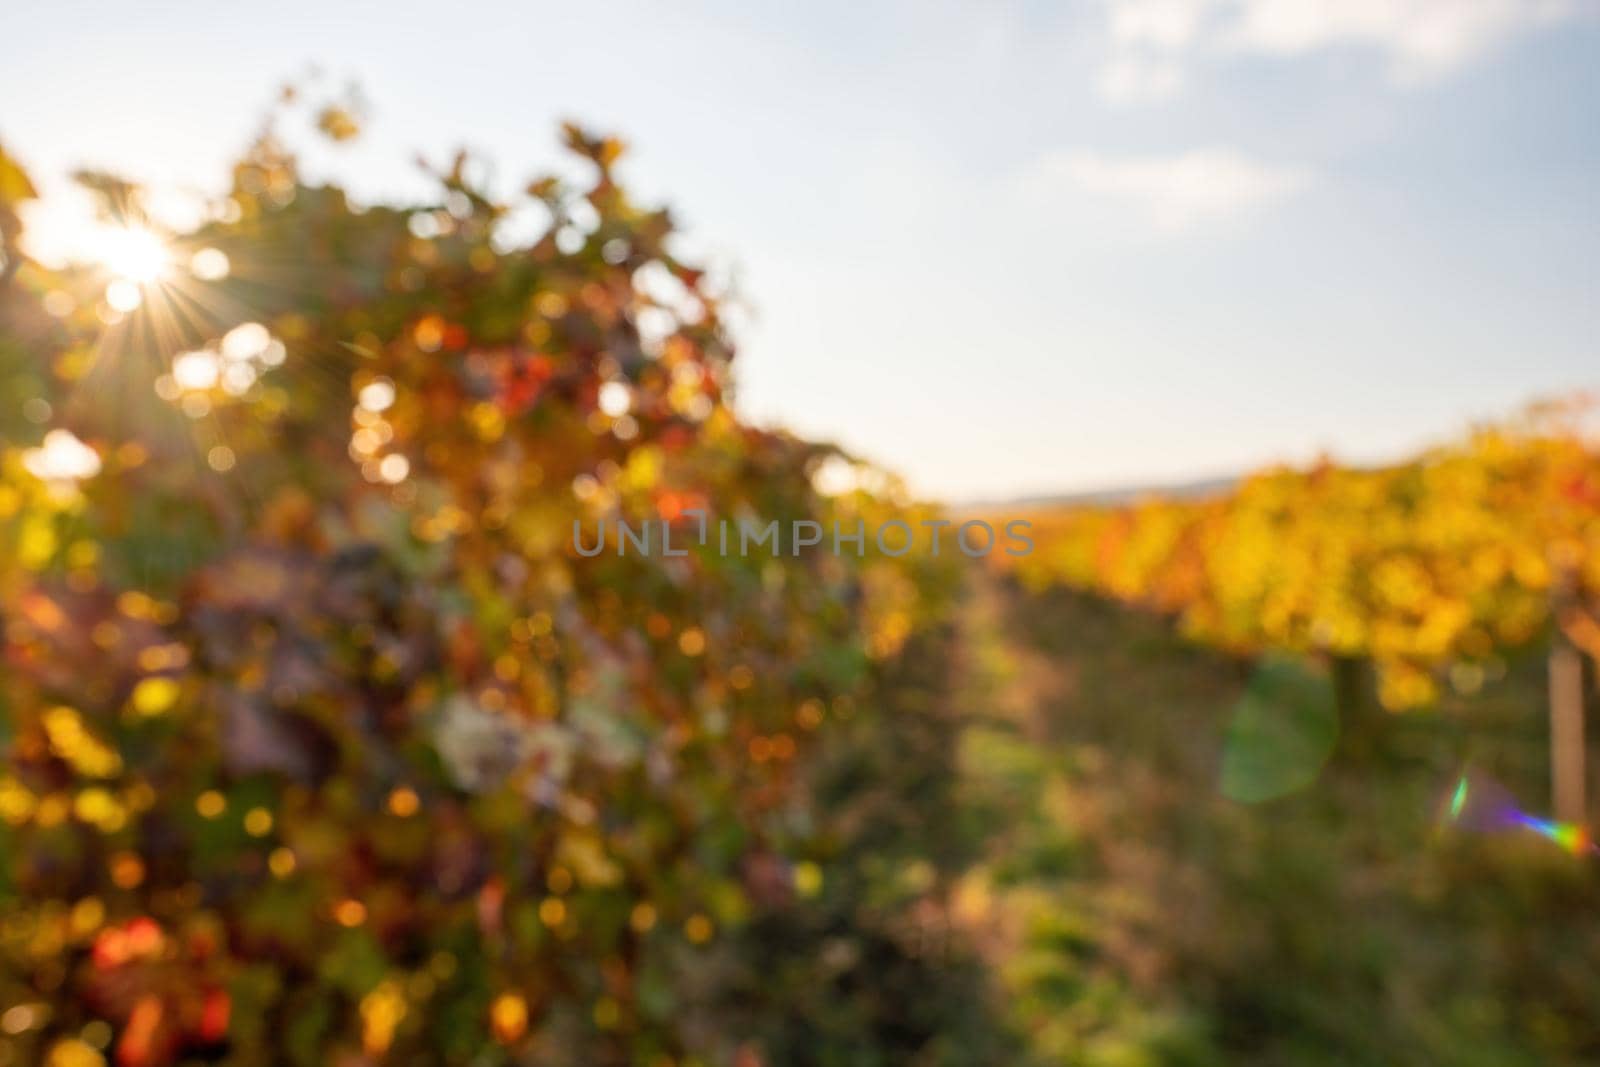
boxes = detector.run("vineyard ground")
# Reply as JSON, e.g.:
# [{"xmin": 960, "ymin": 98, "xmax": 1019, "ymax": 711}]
[{"xmin": 939, "ymin": 570, "xmax": 1600, "ymax": 1066}]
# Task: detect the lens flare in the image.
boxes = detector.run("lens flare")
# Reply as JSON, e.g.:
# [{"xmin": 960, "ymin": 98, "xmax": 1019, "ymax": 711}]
[
  {"xmin": 1508, "ymin": 812, "xmax": 1592, "ymax": 854},
  {"xmin": 1442, "ymin": 772, "xmax": 1596, "ymax": 857}
]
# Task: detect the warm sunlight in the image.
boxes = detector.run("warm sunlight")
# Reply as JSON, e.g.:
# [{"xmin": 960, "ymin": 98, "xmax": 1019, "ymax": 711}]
[{"xmin": 96, "ymin": 225, "xmax": 171, "ymax": 284}]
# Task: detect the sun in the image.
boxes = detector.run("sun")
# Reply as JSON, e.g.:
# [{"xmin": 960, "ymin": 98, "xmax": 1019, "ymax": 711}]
[{"xmin": 97, "ymin": 226, "xmax": 172, "ymax": 284}]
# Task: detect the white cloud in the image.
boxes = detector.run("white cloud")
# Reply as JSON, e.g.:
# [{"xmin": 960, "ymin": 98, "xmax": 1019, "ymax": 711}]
[
  {"xmin": 1031, "ymin": 148, "xmax": 1310, "ymax": 230},
  {"xmin": 1098, "ymin": 0, "xmax": 1590, "ymax": 102},
  {"xmin": 1228, "ymin": 0, "xmax": 1581, "ymax": 79},
  {"xmin": 1108, "ymin": 0, "xmax": 1212, "ymax": 49},
  {"xmin": 1097, "ymin": 54, "xmax": 1188, "ymax": 103}
]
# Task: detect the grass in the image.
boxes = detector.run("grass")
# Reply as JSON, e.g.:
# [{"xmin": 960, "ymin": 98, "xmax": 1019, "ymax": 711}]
[{"xmin": 942, "ymin": 571, "xmax": 1600, "ymax": 1066}]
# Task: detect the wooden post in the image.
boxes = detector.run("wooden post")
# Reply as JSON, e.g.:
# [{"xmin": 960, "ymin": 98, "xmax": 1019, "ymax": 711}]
[
  {"xmin": 1550, "ymin": 638, "xmax": 1586, "ymax": 824},
  {"xmin": 1548, "ymin": 562, "xmax": 1588, "ymax": 826}
]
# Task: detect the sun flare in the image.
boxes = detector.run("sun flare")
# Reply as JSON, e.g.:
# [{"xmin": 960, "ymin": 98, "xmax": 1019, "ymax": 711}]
[{"xmin": 97, "ymin": 225, "xmax": 171, "ymax": 284}]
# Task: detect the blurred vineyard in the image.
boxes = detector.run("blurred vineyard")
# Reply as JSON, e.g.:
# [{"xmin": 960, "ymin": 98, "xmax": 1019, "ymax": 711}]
[
  {"xmin": 962, "ymin": 415, "xmax": 1600, "ymax": 1065},
  {"xmin": 2, "ymin": 96, "xmax": 1599, "ymax": 1067},
  {"xmin": 994, "ymin": 413, "xmax": 1600, "ymax": 714},
  {"xmin": 0, "ymin": 104, "xmax": 977, "ymax": 1067}
]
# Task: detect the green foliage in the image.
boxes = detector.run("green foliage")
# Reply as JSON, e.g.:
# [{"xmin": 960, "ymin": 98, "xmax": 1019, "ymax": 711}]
[{"xmin": 0, "ymin": 110, "xmax": 968, "ymax": 1067}]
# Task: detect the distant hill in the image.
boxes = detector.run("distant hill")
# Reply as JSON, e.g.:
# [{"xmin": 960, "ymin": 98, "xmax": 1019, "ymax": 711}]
[{"xmin": 957, "ymin": 474, "xmax": 1238, "ymax": 512}]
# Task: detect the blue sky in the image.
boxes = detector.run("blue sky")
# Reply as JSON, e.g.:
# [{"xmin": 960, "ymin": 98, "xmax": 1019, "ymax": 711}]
[{"xmin": 4, "ymin": 1, "xmax": 1597, "ymax": 499}]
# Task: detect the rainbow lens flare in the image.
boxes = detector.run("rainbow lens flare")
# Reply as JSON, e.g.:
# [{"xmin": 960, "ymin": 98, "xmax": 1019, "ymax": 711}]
[{"xmin": 1442, "ymin": 773, "xmax": 1597, "ymax": 857}]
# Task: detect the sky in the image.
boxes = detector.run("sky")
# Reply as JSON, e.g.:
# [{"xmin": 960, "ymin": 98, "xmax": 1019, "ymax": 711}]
[{"xmin": 3, "ymin": 0, "xmax": 1597, "ymax": 501}]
